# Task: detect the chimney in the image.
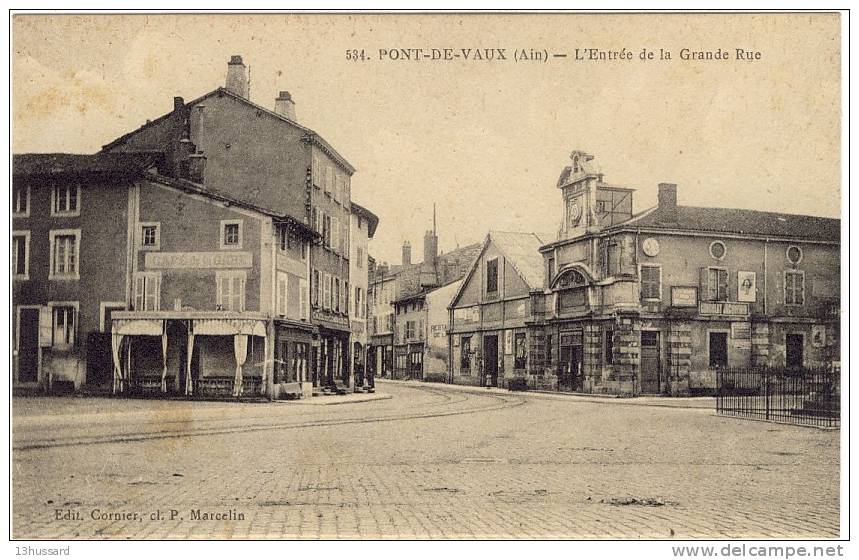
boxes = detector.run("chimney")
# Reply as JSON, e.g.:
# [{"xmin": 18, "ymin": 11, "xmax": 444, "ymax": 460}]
[
  {"xmin": 274, "ymin": 91, "xmax": 297, "ymax": 121},
  {"xmin": 402, "ymin": 241, "xmax": 412, "ymax": 266},
  {"xmin": 173, "ymin": 96, "xmax": 184, "ymax": 111},
  {"xmin": 657, "ymin": 183, "xmax": 678, "ymax": 224},
  {"xmin": 225, "ymin": 55, "xmax": 248, "ymax": 98}
]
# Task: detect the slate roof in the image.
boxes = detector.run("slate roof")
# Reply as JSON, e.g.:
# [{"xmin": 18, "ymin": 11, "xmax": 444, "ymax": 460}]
[
  {"xmin": 489, "ymin": 231, "xmax": 546, "ymax": 289},
  {"xmin": 621, "ymin": 205, "xmax": 840, "ymax": 242},
  {"xmin": 12, "ymin": 152, "xmax": 163, "ymax": 177}
]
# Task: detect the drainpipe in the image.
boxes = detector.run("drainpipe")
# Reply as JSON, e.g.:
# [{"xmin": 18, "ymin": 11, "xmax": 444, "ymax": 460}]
[{"xmin": 763, "ymin": 239, "xmax": 769, "ymax": 315}]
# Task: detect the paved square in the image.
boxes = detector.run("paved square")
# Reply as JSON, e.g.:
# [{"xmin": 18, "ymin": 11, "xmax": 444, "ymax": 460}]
[{"xmin": 12, "ymin": 382, "xmax": 839, "ymax": 539}]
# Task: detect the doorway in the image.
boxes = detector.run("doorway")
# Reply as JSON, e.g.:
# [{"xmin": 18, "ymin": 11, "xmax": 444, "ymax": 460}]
[
  {"xmin": 786, "ymin": 333, "xmax": 804, "ymax": 369},
  {"xmin": 640, "ymin": 331, "xmax": 661, "ymax": 393},
  {"xmin": 16, "ymin": 307, "xmax": 40, "ymax": 384},
  {"xmin": 559, "ymin": 331, "xmax": 583, "ymax": 392},
  {"xmin": 483, "ymin": 335, "xmax": 499, "ymax": 387}
]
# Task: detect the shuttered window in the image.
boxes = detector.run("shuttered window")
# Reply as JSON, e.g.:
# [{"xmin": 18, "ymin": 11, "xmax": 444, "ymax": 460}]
[
  {"xmin": 216, "ymin": 271, "xmax": 245, "ymax": 312},
  {"xmin": 276, "ymin": 271, "xmax": 289, "ymax": 316},
  {"xmin": 784, "ymin": 271, "xmax": 805, "ymax": 305},
  {"xmin": 700, "ymin": 267, "xmax": 728, "ymax": 302},
  {"xmin": 134, "ymin": 272, "xmax": 161, "ymax": 311}
]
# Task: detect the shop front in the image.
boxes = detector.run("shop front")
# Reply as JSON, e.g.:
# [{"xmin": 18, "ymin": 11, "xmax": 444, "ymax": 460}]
[{"xmin": 111, "ymin": 311, "xmax": 272, "ymax": 399}]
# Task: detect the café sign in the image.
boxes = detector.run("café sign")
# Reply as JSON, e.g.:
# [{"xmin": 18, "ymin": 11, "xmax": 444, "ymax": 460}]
[{"xmin": 146, "ymin": 251, "xmax": 253, "ymax": 269}]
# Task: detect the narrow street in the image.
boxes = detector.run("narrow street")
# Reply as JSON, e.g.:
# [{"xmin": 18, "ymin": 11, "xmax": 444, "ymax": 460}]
[{"xmin": 12, "ymin": 382, "xmax": 839, "ymax": 539}]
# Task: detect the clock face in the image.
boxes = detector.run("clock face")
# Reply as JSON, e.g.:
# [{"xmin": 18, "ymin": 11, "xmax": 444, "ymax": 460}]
[
  {"xmin": 568, "ymin": 199, "xmax": 582, "ymax": 226},
  {"xmin": 642, "ymin": 237, "xmax": 660, "ymax": 257}
]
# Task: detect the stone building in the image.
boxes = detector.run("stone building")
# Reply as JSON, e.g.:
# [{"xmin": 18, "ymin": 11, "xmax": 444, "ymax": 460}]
[
  {"xmin": 349, "ymin": 202, "xmax": 379, "ymax": 386},
  {"xmin": 527, "ymin": 151, "xmax": 840, "ymax": 395},
  {"xmin": 12, "ymin": 55, "xmax": 380, "ymax": 397},
  {"xmin": 447, "ymin": 231, "xmax": 546, "ymax": 387}
]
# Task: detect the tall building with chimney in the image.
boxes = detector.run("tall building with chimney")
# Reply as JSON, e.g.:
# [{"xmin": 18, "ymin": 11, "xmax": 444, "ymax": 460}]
[{"xmin": 12, "ymin": 55, "xmax": 380, "ymax": 398}]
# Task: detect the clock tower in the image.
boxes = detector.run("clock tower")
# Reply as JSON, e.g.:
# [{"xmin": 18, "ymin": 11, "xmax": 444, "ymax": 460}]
[{"xmin": 557, "ymin": 150, "xmax": 601, "ymax": 240}]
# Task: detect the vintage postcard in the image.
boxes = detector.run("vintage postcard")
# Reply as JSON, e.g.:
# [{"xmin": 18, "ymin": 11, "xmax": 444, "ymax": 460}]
[{"xmin": 9, "ymin": 11, "xmax": 844, "ymax": 546}]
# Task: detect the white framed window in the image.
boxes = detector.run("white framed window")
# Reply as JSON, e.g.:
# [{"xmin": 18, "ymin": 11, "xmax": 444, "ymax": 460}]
[
  {"xmin": 51, "ymin": 183, "xmax": 81, "ymax": 216},
  {"xmin": 299, "ymin": 278, "xmax": 309, "ymax": 320},
  {"xmin": 276, "ymin": 271, "xmax": 289, "ymax": 316},
  {"xmin": 312, "ymin": 152, "xmax": 322, "ymax": 188},
  {"xmin": 220, "ymin": 219, "xmax": 243, "ymax": 250},
  {"xmin": 13, "ymin": 184, "xmax": 30, "ymax": 217},
  {"xmin": 357, "ymin": 246, "xmax": 364, "ymax": 268},
  {"xmin": 134, "ymin": 272, "xmax": 162, "ymax": 311},
  {"xmin": 49, "ymin": 302, "xmax": 79, "ymax": 348},
  {"xmin": 276, "ymin": 224, "xmax": 292, "ymax": 252},
  {"xmin": 216, "ymin": 270, "xmax": 246, "ymax": 312},
  {"xmin": 784, "ymin": 270, "xmax": 805, "ymax": 306},
  {"xmin": 341, "ymin": 222, "xmax": 349, "ymax": 255},
  {"xmin": 49, "ymin": 229, "xmax": 81, "ymax": 280},
  {"xmin": 139, "ymin": 222, "xmax": 161, "ymax": 250},
  {"xmin": 312, "ymin": 269, "xmax": 320, "ymax": 307},
  {"xmin": 640, "ymin": 264, "xmax": 662, "ymax": 301},
  {"xmin": 12, "ymin": 231, "xmax": 30, "ymax": 280},
  {"xmin": 324, "ymin": 163, "xmax": 333, "ymax": 194},
  {"xmin": 323, "ymin": 273, "xmax": 331, "ymax": 310}
]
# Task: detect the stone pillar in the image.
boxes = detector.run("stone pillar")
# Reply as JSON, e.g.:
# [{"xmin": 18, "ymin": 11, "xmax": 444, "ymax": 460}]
[
  {"xmin": 582, "ymin": 324, "xmax": 602, "ymax": 393},
  {"xmin": 666, "ymin": 321, "xmax": 692, "ymax": 396},
  {"xmin": 613, "ymin": 315, "xmax": 640, "ymax": 395},
  {"xmin": 751, "ymin": 323, "xmax": 771, "ymax": 367}
]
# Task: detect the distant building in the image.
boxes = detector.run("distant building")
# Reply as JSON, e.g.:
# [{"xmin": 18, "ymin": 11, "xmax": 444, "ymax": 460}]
[
  {"xmin": 447, "ymin": 231, "xmax": 546, "ymax": 387},
  {"xmin": 367, "ymin": 207, "xmax": 481, "ymax": 379},
  {"xmin": 526, "ymin": 151, "xmax": 840, "ymax": 395}
]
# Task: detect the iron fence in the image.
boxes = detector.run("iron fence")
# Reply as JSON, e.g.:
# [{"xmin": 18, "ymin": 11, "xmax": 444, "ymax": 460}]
[{"xmin": 716, "ymin": 367, "xmax": 840, "ymax": 427}]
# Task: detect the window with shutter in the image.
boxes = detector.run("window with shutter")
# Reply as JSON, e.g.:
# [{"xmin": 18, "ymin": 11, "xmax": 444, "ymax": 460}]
[
  {"xmin": 276, "ymin": 271, "xmax": 289, "ymax": 316},
  {"xmin": 134, "ymin": 272, "xmax": 161, "ymax": 311},
  {"xmin": 702, "ymin": 267, "xmax": 728, "ymax": 302},
  {"xmin": 216, "ymin": 271, "xmax": 245, "ymax": 311},
  {"xmin": 323, "ymin": 274, "xmax": 331, "ymax": 309},
  {"xmin": 299, "ymin": 278, "xmax": 308, "ymax": 319}
]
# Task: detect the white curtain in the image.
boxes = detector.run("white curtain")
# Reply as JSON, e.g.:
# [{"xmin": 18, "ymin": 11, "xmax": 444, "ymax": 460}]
[
  {"xmin": 185, "ymin": 329, "xmax": 195, "ymax": 395},
  {"xmin": 233, "ymin": 334, "xmax": 248, "ymax": 397},
  {"xmin": 161, "ymin": 322, "xmax": 168, "ymax": 393},
  {"xmin": 111, "ymin": 333, "xmax": 124, "ymax": 394},
  {"xmin": 259, "ymin": 335, "xmax": 268, "ymax": 395}
]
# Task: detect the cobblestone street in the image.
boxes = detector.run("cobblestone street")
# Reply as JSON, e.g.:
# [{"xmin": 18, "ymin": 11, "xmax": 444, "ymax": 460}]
[{"xmin": 12, "ymin": 382, "xmax": 840, "ymax": 539}]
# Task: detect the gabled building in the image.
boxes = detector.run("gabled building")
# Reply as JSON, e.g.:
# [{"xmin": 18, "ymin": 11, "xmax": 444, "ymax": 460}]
[
  {"xmin": 447, "ymin": 231, "xmax": 545, "ymax": 387},
  {"xmin": 530, "ymin": 150, "xmax": 840, "ymax": 395}
]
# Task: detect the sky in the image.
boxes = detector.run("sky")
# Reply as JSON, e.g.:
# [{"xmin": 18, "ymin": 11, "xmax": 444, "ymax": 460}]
[{"xmin": 12, "ymin": 13, "xmax": 842, "ymax": 265}]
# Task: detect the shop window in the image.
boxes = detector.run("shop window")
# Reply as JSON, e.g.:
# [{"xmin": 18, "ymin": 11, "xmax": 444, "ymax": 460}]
[
  {"xmin": 604, "ymin": 329, "xmax": 613, "ymax": 364},
  {"xmin": 784, "ymin": 271, "xmax": 805, "ymax": 306},
  {"xmin": 461, "ymin": 336, "xmax": 472, "ymax": 370},
  {"xmin": 514, "ymin": 332, "xmax": 527, "ymax": 369},
  {"xmin": 51, "ymin": 305, "xmax": 77, "ymax": 348},
  {"xmin": 708, "ymin": 332, "xmax": 728, "ymax": 368}
]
